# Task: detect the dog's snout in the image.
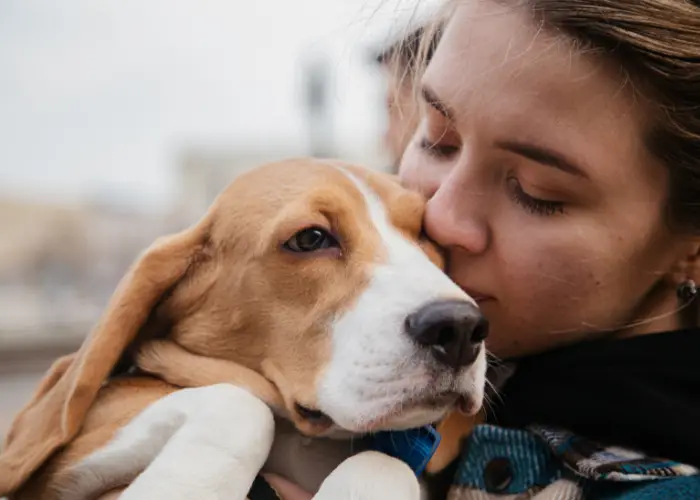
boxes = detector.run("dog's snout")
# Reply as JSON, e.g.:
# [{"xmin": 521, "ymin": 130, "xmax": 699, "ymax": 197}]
[{"xmin": 405, "ymin": 300, "xmax": 488, "ymax": 370}]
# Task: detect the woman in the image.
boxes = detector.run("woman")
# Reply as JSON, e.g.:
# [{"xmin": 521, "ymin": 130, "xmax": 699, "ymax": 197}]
[{"xmin": 270, "ymin": 0, "xmax": 700, "ymax": 497}]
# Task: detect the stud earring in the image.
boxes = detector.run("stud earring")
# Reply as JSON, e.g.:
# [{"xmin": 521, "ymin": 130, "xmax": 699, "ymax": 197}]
[{"xmin": 677, "ymin": 279, "xmax": 698, "ymax": 303}]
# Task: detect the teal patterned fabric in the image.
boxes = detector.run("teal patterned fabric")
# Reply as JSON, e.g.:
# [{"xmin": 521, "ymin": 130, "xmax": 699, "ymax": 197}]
[{"xmin": 452, "ymin": 424, "xmax": 700, "ymax": 499}]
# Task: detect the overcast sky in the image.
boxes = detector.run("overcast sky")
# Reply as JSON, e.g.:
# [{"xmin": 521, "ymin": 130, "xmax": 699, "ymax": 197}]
[{"xmin": 0, "ymin": 0, "xmax": 437, "ymax": 210}]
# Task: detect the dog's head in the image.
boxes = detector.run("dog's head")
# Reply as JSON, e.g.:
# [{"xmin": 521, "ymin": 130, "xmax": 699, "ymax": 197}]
[{"xmin": 0, "ymin": 159, "xmax": 486, "ymax": 493}]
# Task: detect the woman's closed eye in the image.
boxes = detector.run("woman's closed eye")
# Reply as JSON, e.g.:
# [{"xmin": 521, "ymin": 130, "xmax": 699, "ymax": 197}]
[
  {"xmin": 418, "ymin": 137, "xmax": 460, "ymax": 159},
  {"xmin": 417, "ymin": 132, "xmax": 567, "ymax": 217},
  {"xmin": 507, "ymin": 176, "xmax": 565, "ymax": 216},
  {"xmin": 416, "ymin": 104, "xmax": 461, "ymax": 160}
]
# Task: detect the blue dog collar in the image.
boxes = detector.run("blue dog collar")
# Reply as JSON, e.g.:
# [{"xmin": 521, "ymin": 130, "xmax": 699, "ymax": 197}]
[{"xmin": 370, "ymin": 425, "xmax": 442, "ymax": 476}]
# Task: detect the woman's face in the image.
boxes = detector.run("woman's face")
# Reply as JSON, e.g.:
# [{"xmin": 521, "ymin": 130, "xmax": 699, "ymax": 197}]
[{"xmin": 400, "ymin": 1, "xmax": 694, "ymax": 358}]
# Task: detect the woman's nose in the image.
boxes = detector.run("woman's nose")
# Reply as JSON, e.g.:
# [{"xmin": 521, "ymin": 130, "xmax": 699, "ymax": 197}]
[{"xmin": 424, "ymin": 177, "xmax": 490, "ymax": 255}]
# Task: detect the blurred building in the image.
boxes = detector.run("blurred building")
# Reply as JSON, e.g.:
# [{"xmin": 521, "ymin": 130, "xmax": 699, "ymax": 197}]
[{"xmin": 0, "ymin": 197, "xmax": 182, "ymax": 352}]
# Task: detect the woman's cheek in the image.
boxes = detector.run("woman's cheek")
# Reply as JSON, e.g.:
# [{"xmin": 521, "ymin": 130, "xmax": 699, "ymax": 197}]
[
  {"xmin": 488, "ymin": 236, "xmax": 601, "ymax": 355},
  {"xmin": 514, "ymin": 240, "xmax": 592, "ymax": 310}
]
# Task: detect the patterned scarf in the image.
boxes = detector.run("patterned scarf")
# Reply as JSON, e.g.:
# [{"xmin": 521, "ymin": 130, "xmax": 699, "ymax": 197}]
[{"xmin": 490, "ymin": 328, "xmax": 700, "ymax": 468}]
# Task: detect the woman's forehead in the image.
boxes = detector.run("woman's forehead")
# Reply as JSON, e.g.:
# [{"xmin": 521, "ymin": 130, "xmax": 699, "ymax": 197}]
[{"xmin": 428, "ymin": 2, "xmax": 635, "ymax": 124}]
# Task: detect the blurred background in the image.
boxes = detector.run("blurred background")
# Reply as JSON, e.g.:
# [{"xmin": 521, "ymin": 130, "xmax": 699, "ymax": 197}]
[{"xmin": 0, "ymin": 0, "xmax": 438, "ymax": 434}]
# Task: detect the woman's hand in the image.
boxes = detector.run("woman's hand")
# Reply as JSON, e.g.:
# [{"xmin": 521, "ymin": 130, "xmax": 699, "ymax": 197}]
[{"xmin": 263, "ymin": 473, "xmax": 314, "ymax": 500}]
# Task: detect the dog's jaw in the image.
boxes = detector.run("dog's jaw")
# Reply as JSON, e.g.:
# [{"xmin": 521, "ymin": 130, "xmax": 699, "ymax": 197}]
[{"xmin": 315, "ymin": 168, "xmax": 487, "ymax": 433}]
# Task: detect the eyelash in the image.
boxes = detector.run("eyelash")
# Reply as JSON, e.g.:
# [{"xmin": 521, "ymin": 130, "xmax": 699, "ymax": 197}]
[
  {"xmin": 418, "ymin": 137, "xmax": 460, "ymax": 159},
  {"xmin": 507, "ymin": 176, "xmax": 564, "ymax": 216}
]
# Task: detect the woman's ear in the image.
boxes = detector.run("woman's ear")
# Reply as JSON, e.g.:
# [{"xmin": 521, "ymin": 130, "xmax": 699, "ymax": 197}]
[
  {"xmin": 667, "ymin": 241, "xmax": 700, "ymax": 288},
  {"xmin": 0, "ymin": 216, "xmax": 213, "ymax": 497},
  {"xmin": 667, "ymin": 241, "xmax": 700, "ymax": 328}
]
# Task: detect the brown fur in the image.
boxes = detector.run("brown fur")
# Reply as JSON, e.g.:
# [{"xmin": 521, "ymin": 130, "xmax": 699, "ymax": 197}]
[{"xmin": 0, "ymin": 159, "xmax": 473, "ymax": 499}]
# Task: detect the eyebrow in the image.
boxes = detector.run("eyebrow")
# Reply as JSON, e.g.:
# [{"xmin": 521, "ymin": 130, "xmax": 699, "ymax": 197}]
[
  {"xmin": 422, "ymin": 84, "xmax": 588, "ymax": 178},
  {"xmin": 496, "ymin": 140, "xmax": 588, "ymax": 178},
  {"xmin": 421, "ymin": 85, "xmax": 455, "ymax": 121}
]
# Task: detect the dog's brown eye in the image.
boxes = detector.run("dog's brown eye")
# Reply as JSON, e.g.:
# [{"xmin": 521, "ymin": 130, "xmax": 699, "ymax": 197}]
[{"xmin": 284, "ymin": 227, "xmax": 338, "ymax": 253}]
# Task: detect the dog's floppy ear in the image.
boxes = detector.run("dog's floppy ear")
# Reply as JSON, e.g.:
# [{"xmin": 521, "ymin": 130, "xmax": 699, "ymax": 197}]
[
  {"xmin": 2, "ymin": 353, "xmax": 76, "ymax": 449},
  {"xmin": 0, "ymin": 216, "xmax": 212, "ymax": 496}
]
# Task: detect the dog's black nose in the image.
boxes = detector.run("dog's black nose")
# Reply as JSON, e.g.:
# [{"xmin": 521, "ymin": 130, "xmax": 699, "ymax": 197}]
[{"xmin": 405, "ymin": 299, "xmax": 488, "ymax": 370}]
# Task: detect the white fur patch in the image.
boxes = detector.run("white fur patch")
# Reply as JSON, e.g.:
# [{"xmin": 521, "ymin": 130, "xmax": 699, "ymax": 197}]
[{"xmin": 317, "ymin": 170, "xmax": 486, "ymax": 432}]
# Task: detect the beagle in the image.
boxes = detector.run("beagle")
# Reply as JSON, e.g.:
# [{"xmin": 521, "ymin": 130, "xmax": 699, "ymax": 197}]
[{"xmin": 0, "ymin": 159, "xmax": 488, "ymax": 500}]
